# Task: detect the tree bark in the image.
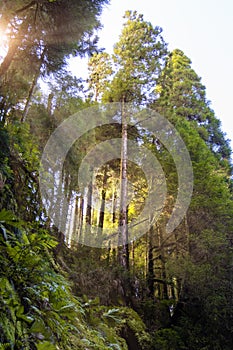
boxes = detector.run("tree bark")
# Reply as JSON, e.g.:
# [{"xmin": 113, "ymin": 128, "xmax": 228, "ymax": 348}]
[
  {"xmin": 147, "ymin": 223, "xmax": 155, "ymax": 297},
  {"xmin": 112, "ymin": 185, "xmax": 117, "ymax": 224},
  {"xmin": 21, "ymin": 49, "xmax": 45, "ymax": 122},
  {"xmin": 0, "ymin": 18, "xmax": 31, "ymax": 78},
  {"xmin": 0, "ymin": 39, "xmax": 19, "ymax": 78},
  {"xmin": 86, "ymin": 180, "xmax": 93, "ymax": 226},
  {"xmin": 78, "ymin": 196, "xmax": 84, "ymax": 243},
  {"xmin": 118, "ymin": 98, "xmax": 129, "ymax": 269},
  {"xmin": 98, "ymin": 165, "xmax": 108, "ymax": 231}
]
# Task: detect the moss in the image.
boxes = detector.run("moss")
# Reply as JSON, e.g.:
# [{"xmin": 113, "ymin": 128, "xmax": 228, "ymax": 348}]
[
  {"xmin": 117, "ymin": 308, "xmax": 152, "ymax": 350},
  {"xmin": 79, "ymin": 303, "xmax": 153, "ymax": 350}
]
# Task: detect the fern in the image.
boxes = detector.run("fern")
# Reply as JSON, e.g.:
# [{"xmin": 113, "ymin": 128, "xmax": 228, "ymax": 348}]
[
  {"xmin": 103, "ymin": 309, "xmax": 121, "ymax": 324},
  {"xmin": 0, "ymin": 211, "xmax": 140, "ymax": 349},
  {"xmin": 0, "ymin": 209, "xmax": 24, "ymax": 229}
]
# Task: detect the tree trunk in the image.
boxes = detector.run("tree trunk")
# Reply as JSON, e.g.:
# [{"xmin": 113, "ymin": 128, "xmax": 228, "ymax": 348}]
[
  {"xmin": 21, "ymin": 71, "xmax": 38, "ymax": 122},
  {"xmin": 158, "ymin": 224, "xmax": 169, "ymax": 299},
  {"xmin": 112, "ymin": 185, "xmax": 117, "ymax": 224},
  {"xmin": 98, "ymin": 165, "xmax": 108, "ymax": 231},
  {"xmin": 0, "ymin": 18, "xmax": 31, "ymax": 78},
  {"xmin": 0, "ymin": 39, "xmax": 19, "ymax": 78},
  {"xmin": 147, "ymin": 223, "xmax": 155, "ymax": 297},
  {"xmin": 86, "ymin": 180, "xmax": 93, "ymax": 226},
  {"xmin": 21, "ymin": 49, "xmax": 46, "ymax": 122},
  {"xmin": 70, "ymin": 194, "xmax": 80, "ymax": 249},
  {"xmin": 118, "ymin": 98, "xmax": 129, "ymax": 269},
  {"xmin": 78, "ymin": 196, "xmax": 84, "ymax": 244}
]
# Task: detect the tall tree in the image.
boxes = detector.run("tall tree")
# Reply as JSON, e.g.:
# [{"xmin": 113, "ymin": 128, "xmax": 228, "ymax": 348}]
[
  {"xmin": 90, "ymin": 10, "xmax": 168, "ymax": 269},
  {"xmin": 153, "ymin": 48, "xmax": 232, "ymax": 162},
  {"xmin": 103, "ymin": 10, "xmax": 168, "ymax": 104},
  {"xmin": 0, "ymin": 0, "xmax": 109, "ymax": 123}
]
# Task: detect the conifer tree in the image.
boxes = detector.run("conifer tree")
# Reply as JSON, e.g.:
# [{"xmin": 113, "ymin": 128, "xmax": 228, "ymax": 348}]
[{"xmin": 153, "ymin": 49, "xmax": 231, "ymax": 162}]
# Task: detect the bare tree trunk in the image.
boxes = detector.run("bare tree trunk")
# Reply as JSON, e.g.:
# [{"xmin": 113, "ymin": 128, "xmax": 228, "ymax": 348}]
[
  {"xmin": 98, "ymin": 165, "xmax": 108, "ymax": 231},
  {"xmin": 131, "ymin": 239, "xmax": 135, "ymax": 275},
  {"xmin": 112, "ymin": 185, "xmax": 117, "ymax": 224},
  {"xmin": 158, "ymin": 224, "xmax": 169, "ymax": 299},
  {"xmin": 21, "ymin": 49, "xmax": 45, "ymax": 122},
  {"xmin": 0, "ymin": 39, "xmax": 19, "ymax": 78},
  {"xmin": 78, "ymin": 196, "xmax": 84, "ymax": 243},
  {"xmin": 0, "ymin": 18, "xmax": 31, "ymax": 78},
  {"xmin": 21, "ymin": 71, "xmax": 38, "ymax": 122},
  {"xmin": 66, "ymin": 193, "xmax": 76, "ymax": 247},
  {"xmin": 118, "ymin": 98, "xmax": 129, "ymax": 269},
  {"xmin": 86, "ymin": 181, "xmax": 93, "ymax": 226},
  {"xmin": 147, "ymin": 223, "xmax": 155, "ymax": 297},
  {"xmin": 70, "ymin": 194, "xmax": 79, "ymax": 249}
]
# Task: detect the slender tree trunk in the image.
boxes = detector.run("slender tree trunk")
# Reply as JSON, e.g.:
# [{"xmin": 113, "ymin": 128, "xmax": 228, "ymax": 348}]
[
  {"xmin": 86, "ymin": 181, "xmax": 93, "ymax": 226},
  {"xmin": 147, "ymin": 223, "xmax": 155, "ymax": 297},
  {"xmin": 21, "ymin": 49, "xmax": 45, "ymax": 122},
  {"xmin": 0, "ymin": 39, "xmax": 19, "ymax": 78},
  {"xmin": 78, "ymin": 196, "xmax": 84, "ymax": 243},
  {"xmin": 54, "ymin": 172, "xmax": 69, "ymax": 252},
  {"xmin": 118, "ymin": 98, "xmax": 129, "ymax": 269},
  {"xmin": 158, "ymin": 224, "xmax": 169, "ymax": 299},
  {"xmin": 98, "ymin": 166, "xmax": 108, "ymax": 231},
  {"xmin": 21, "ymin": 71, "xmax": 38, "ymax": 122},
  {"xmin": 161, "ymin": 258, "xmax": 168, "ymax": 299},
  {"xmin": 112, "ymin": 185, "xmax": 117, "ymax": 224},
  {"xmin": 0, "ymin": 18, "xmax": 31, "ymax": 78},
  {"xmin": 55, "ymin": 170, "xmax": 63, "ymax": 232},
  {"xmin": 131, "ymin": 239, "xmax": 135, "ymax": 275},
  {"xmin": 66, "ymin": 193, "xmax": 76, "ymax": 247},
  {"xmin": 70, "ymin": 194, "xmax": 80, "ymax": 249},
  {"xmin": 59, "ymin": 174, "xmax": 70, "ymax": 240}
]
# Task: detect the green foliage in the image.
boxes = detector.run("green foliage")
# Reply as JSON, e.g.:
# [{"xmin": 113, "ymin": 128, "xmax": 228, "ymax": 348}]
[
  {"xmin": 0, "ymin": 211, "xmax": 79, "ymax": 348},
  {"xmin": 103, "ymin": 308, "xmax": 122, "ymax": 324},
  {"xmin": 80, "ymin": 302, "xmax": 152, "ymax": 350},
  {"xmin": 0, "ymin": 0, "xmax": 109, "ymax": 124},
  {"xmin": 99, "ymin": 10, "xmax": 168, "ymax": 103},
  {"xmin": 0, "ymin": 209, "xmax": 150, "ymax": 349},
  {"xmin": 3, "ymin": 122, "xmax": 41, "ymax": 220},
  {"xmin": 153, "ymin": 49, "xmax": 232, "ymax": 162},
  {"xmin": 121, "ymin": 311, "xmax": 152, "ymax": 350},
  {"xmin": 152, "ymin": 328, "xmax": 185, "ymax": 350},
  {"xmin": 88, "ymin": 52, "xmax": 114, "ymax": 101},
  {"xmin": 36, "ymin": 342, "xmax": 57, "ymax": 350}
]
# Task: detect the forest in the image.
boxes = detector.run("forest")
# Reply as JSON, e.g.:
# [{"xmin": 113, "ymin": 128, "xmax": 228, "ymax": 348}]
[{"xmin": 0, "ymin": 1, "xmax": 233, "ymax": 349}]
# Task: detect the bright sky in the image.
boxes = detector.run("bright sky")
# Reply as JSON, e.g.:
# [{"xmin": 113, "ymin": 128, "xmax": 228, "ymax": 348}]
[{"xmin": 71, "ymin": 0, "xmax": 233, "ymax": 151}]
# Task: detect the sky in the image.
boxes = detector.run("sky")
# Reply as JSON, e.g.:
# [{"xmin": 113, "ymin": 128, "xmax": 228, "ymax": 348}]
[{"xmin": 71, "ymin": 0, "xmax": 233, "ymax": 151}]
